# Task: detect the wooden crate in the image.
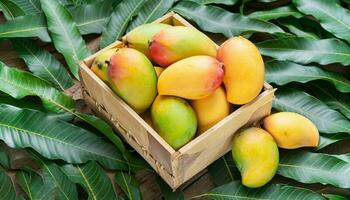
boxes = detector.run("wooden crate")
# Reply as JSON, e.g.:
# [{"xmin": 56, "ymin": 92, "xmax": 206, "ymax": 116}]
[{"xmin": 79, "ymin": 12, "xmax": 275, "ymax": 190}]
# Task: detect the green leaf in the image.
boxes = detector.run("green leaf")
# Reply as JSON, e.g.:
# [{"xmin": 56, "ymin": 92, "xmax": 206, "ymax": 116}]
[
  {"xmin": 293, "ymin": 0, "xmax": 350, "ymax": 43},
  {"xmin": 9, "ymin": 0, "xmax": 41, "ymax": 14},
  {"xmin": 0, "ymin": 62, "xmax": 75, "ymax": 113},
  {"xmin": 273, "ymin": 88, "xmax": 350, "ymax": 134},
  {"xmin": 265, "ymin": 60, "xmax": 350, "ymax": 93},
  {"xmin": 0, "ymin": 167, "xmax": 20, "ymax": 200},
  {"xmin": 186, "ymin": 0, "xmax": 238, "ymax": 5},
  {"xmin": 100, "ymin": 0, "xmax": 147, "ymax": 48},
  {"xmin": 324, "ymin": 194, "xmax": 350, "ymax": 200},
  {"xmin": 61, "ymin": 161, "xmax": 120, "ymax": 200},
  {"xmin": 172, "ymin": 1, "xmax": 284, "ymax": 38},
  {"xmin": 69, "ymin": 0, "xmax": 115, "ymax": 35},
  {"xmin": 278, "ymin": 151, "xmax": 350, "ymax": 188},
  {"xmin": 0, "ymin": 147, "xmax": 9, "ymax": 169},
  {"xmin": 307, "ymin": 82, "xmax": 350, "ymax": 120},
  {"xmin": 16, "ymin": 170, "xmax": 57, "ymax": 200},
  {"xmin": 0, "ymin": 104, "xmax": 127, "ymax": 170},
  {"xmin": 127, "ymin": 0, "xmax": 174, "ymax": 32},
  {"xmin": 279, "ymin": 20, "xmax": 320, "ymax": 39},
  {"xmin": 115, "ymin": 172, "xmax": 142, "ymax": 200},
  {"xmin": 0, "ymin": 13, "xmax": 51, "ymax": 42},
  {"xmin": 248, "ymin": 5, "xmax": 303, "ymax": 21},
  {"xmin": 31, "ymin": 152, "xmax": 78, "ymax": 200},
  {"xmin": 12, "ymin": 39, "xmax": 74, "ymax": 91},
  {"xmin": 208, "ymin": 153, "xmax": 239, "ymax": 186},
  {"xmin": 0, "ymin": 1, "xmax": 25, "ymax": 20},
  {"xmin": 40, "ymin": 0, "xmax": 91, "ymax": 79},
  {"xmin": 156, "ymin": 176, "xmax": 185, "ymax": 200},
  {"xmin": 257, "ymin": 37, "xmax": 350, "ymax": 66},
  {"xmin": 192, "ymin": 181, "xmax": 325, "ymax": 200},
  {"xmin": 318, "ymin": 133, "xmax": 350, "ymax": 150}
]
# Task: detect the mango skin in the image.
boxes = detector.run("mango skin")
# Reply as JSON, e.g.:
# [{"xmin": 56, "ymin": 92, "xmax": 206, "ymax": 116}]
[
  {"xmin": 151, "ymin": 95, "xmax": 197, "ymax": 150},
  {"xmin": 108, "ymin": 48, "xmax": 157, "ymax": 113},
  {"xmin": 263, "ymin": 112, "xmax": 319, "ymax": 149},
  {"xmin": 232, "ymin": 127, "xmax": 279, "ymax": 188},
  {"xmin": 192, "ymin": 87, "xmax": 230, "ymax": 134},
  {"xmin": 124, "ymin": 23, "xmax": 171, "ymax": 58},
  {"xmin": 158, "ymin": 56, "xmax": 224, "ymax": 100},
  {"xmin": 154, "ymin": 66, "xmax": 164, "ymax": 78},
  {"xmin": 149, "ymin": 26, "xmax": 217, "ymax": 67},
  {"xmin": 91, "ymin": 48, "xmax": 117, "ymax": 81},
  {"xmin": 217, "ymin": 36, "xmax": 264, "ymax": 105}
]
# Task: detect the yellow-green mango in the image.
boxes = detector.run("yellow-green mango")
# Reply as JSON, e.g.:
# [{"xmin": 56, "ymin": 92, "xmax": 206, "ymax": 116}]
[
  {"xmin": 91, "ymin": 48, "xmax": 117, "ymax": 81},
  {"xmin": 124, "ymin": 23, "xmax": 171, "ymax": 57},
  {"xmin": 151, "ymin": 95, "xmax": 197, "ymax": 150},
  {"xmin": 232, "ymin": 127, "xmax": 279, "ymax": 188},
  {"xmin": 108, "ymin": 48, "xmax": 157, "ymax": 113},
  {"xmin": 149, "ymin": 26, "xmax": 217, "ymax": 67},
  {"xmin": 263, "ymin": 112, "xmax": 319, "ymax": 149}
]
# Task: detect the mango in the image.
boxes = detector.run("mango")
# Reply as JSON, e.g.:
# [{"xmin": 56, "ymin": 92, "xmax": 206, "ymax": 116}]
[
  {"xmin": 151, "ymin": 95, "xmax": 197, "ymax": 150},
  {"xmin": 154, "ymin": 66, "xmax": 164, "ymax": 78},
  {"xmin": 263, "ymin": 112, "xmax": 319, "ymax": 149},
  {"xmin": 108, "ymin": 48, "xmax": 157, "ymax": 113},
  {"xmin": 192, "ymin": 87, "xmax": 230, "ymax": 134},
  {"xmin": 232, "ymin": 127, "xmax": 279, "ymax": 188},
  {"xmin": 124, "ymin": 23, "xmax": 171, "ymax": 58},
  {"xmin": 158, "ymin": 56, "xmax": 224, "ymax": 100},
  {"xmin": 149, "ymin": 26, "xmax": 217, "ymax": 67},
  {"xmin": 91, "ymin": 48, "xmax": 117, "ymax": 81},
  {"xmin": 217, "ymin": 36, "xmax": 264, "ymax": 105}
]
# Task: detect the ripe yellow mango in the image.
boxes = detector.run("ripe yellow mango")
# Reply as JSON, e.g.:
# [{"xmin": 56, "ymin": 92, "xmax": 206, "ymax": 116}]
[
  {"xmin": 158, "ymin": 56, "xmax": 224, "ymax": 100},
  {"xmin": 192, "ymin": 87, "xmax": 230, "ymax": 134},
  {"xmin": 124, "ymin": 23, "xmax": 171, "ymax": 58},
  {"xmin": 217, "ymin": 36, "xmax": 264, "ymax": 105},
  {"xmin": 108, "ymin": 48, "xmax": 157, "ymax": 113},
  {"xmin": 91, "ymin": 48, "xmax": 117, "ymax": 81},
  {"xmin": 232, "ymin": 127, "xmax": 279, "ymax": 188},
  {"xmin": 149, "ymin": 26, "xmax": 217, "ymax": 67},
  {"xmin": 263, "ymin": 112, "xmax": 319, "ymax": 149},
  {"xmin": 154, "ymin": 66, "xmax": 164, "ymax": 78},
  {"xmin": 151, "ymin": 95, "xmax": 197, "ymax": 150}
]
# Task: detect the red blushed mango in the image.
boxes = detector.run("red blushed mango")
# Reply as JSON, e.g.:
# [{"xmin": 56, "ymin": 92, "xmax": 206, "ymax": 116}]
[
  {"xmin": 158, "ymin": 56, "xmax": 224, "ymax": 100},
  {"xmin": 91, "ymin": 48, "xmax": 117, "ymax": 81},
  {"xmin": 217, "ymin": 36, "xmax": 264, "ymax": 105},
  {"xmin": 149, "ymin": 26, "xmax": 217, "ymax": 67},
  {"xmin": 108, "ymin": 48, "xmax": 157, "ymax": 113}
]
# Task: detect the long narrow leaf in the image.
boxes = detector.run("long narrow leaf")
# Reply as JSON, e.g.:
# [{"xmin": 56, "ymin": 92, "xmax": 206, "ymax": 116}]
[
  {"xmin": 115, "ymin": 172, "xmax": 142, "ymax": 200},
  {"xmin": 187, "ymin": 0, "xmax": 238, "ymax": 5},
  {"xmin": 0, "ymin": 104, "xmax": 127, "ymax": 170},
  {"xmin": 61, "ymin": 161, "xmax": 120, "ymax": 200},
  {"xmin": 12, "ymin": 39, "xmax": 74, "ymax": 91},
  {"xmin": 40, "ymin": 0, "xmax": 91, "ymax": 79},
  {"xmin": 318, "ymin": 133, "xmax": 350, "ymax": 150},
  {"xmin": 273, "ymin": 88, "xmax": 350, "ymax": 134},
  {"xmin": 249, "ymin": 5, "xmax": 303, "ymax": 21},
  {"xmin": 208, "ymin": 153, "xmax": 239, "ymax": 186},
  {"xmin": 324, "ymin": 194, "xmax": 349, "ymax": 200},
  {"xmin": 265, "ymin": 60, "xmax": 350, "ymax": 93},
  {"xmin": 100, "ymin": 0, "xmax": 147, "ymax": 48},
  {"xmin": 0, "ymin": 167, "xmax": 20, "ymax": 200},
  {"xmin": 293, "ymin": 0, "xmax": 350, "ymax": 43},
  {"xmin": 156, "ymin": 176, "xmax": 185, "ymax": 200},
  {"xmin": 0, "ymin": 1, "xmax": 25, "ymax": 19},
  {"xmin": 0, "ymin": 147, "xmax": 9, "ymax": 169},
  {"xmin": 257, "ymin": 37, "xmax": 350, "ymax": 66},
  {"xmin": 10, "ymin": 0, "xmax": 41, "ymax": 14},
  {"xmin": 172, "ymin": 1, "xmax": 284, "ymax": 38}
]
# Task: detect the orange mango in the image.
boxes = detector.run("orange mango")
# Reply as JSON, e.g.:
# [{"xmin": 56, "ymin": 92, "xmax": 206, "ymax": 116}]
[
  {"xmin": 154, "ymin": 66, "xmax": 164, "ymax": 78},
  {"xmin": 192, "ymin": 87, "xmax": 230, "ymax": 134},
  {"xmin": 108, "ymin": 48, "xmax": 157, "ymax": 113},
  {"xmin": 263, "ymin": 112, "xmax": 319, "ymax": 149},
  {"xmin": 217, "ymin": 36, "xmax": 264, "ymax": 105},
  {"xmin": 149, "ymin": 26, "xmax": 217, "ymax": 67},
  {"xmin": 91, "ymin": 48, "xmax": 117, "ymax": 81},
  {"xmin": 157, "ymin": 56, "xmax": 224, "ymax": 100}
]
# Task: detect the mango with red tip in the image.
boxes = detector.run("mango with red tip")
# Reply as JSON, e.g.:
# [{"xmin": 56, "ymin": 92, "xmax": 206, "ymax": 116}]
[
  {"xmin": 157, "ymin": 56, "xmax": 224, "ymax": 100},
  {"xmin": 91, "ymin": 48, "xmax": 117, "ymax": 81},
  {"xmin": 108, "ymin": 48, "xmax": 157, "ymax": 113},
  {"xmin": 149, "ymin": 26, "xmax": 217, "ymax": 67}
]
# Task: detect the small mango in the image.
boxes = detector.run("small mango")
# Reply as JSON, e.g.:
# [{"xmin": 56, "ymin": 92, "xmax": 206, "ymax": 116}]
[
  {"xmin": 154, "ymin": 66, "xmax": 164, "ymax": 78},
  {"xmin": 217, "ymin": 36, "xmax": 264, "ymax": 105},
  {"xmin": 124, "ymin": 23, "xmax": 171, "ymax": 58},
  {"xmin": 192, "ymin": 87, "xmax": 230, "ymax": 134},
  {"xmin": 263, "ymin": 112, "xmax": 319, "ymax": 149},
  {"xmin": 151, "ymin": 95, "xmax": 197, "ymax": 150},
  {"xmin": 149, "ymin": 26, "xmax": 217, "ymax": 67},
  {"xmin": 91, "ymin": 48, "xmax": 117, "ymax": 81},
  {"xmin": 108, "ymin": 48, "xmax": 157, "ymax": 113},
  {"xmin": 232, "ymin": 127, "xmax": 279, "ymax": 188},
  {"xmin": 158, "ymin": 56, "xmax": 224, "ymax": 100}
]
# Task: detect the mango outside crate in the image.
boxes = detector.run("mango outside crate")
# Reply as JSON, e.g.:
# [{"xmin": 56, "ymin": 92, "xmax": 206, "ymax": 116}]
[{"xmin": 79, "ymin": 12, "xmax": 276, "ymax": 190}]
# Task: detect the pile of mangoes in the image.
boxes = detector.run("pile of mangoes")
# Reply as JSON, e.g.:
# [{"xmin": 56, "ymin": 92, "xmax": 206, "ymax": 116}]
[{"xmin": 91, "ymin": 22, "xmax": 320, "ymax": 188}]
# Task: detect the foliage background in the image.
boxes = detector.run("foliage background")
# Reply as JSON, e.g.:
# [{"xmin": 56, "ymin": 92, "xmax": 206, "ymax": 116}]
[{"xmin": 0, "ymin": 0, "xmax": 349, "ymax": 199}]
